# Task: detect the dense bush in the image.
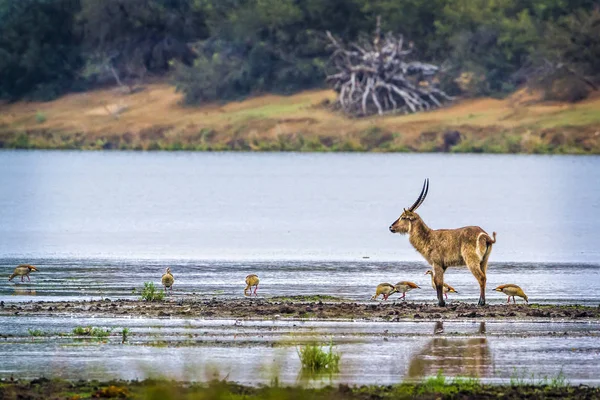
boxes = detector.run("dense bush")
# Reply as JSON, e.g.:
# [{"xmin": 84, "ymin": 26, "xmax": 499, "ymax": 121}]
[{"xmin": 1, "ymin": 0, "xmax": 599, "ymax": 102}]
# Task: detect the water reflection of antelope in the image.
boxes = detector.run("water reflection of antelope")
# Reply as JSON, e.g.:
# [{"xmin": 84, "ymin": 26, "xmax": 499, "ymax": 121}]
[{"xmin": 407, "ymin": 322, "xmax": 492, "ymax": 379}]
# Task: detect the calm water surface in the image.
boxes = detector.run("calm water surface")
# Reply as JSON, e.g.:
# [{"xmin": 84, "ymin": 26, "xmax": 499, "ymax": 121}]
[
  {"xmin": 1, "ymin": 151, "xmax": 600, "ymax": 385},
  {"xmin": 1, "ymin": 151, "xmax": 599, "ymax": 262}
]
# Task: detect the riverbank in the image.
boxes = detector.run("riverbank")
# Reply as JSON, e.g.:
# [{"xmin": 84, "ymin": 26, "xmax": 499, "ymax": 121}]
[
  {"xmin": 1, "ymin": 376, "xmax": 598, "ymax": 399},
  {"xmin": 2, "ymin": 298, "xmax": 599, "ymax": 321},
  {"xmin": 1, "ymin": 84, "xmax": 599, "ymax": 153}
]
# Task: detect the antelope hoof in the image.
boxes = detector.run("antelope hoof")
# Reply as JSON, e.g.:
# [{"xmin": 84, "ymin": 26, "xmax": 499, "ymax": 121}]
[
  {"xmin": 438, "ymin": 300, "xmax": 446, "ymax": 307},
  {"xmin": 478, "ymin": 298, "xmax": 486, "ymax": 306}
]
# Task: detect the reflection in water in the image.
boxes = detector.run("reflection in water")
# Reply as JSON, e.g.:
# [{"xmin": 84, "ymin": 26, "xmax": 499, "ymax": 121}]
[
  {"xmin": 407, "ymin": 322, "xmax": 492, "ymax": 379},
  {"xmin": 13, "ymin": 287, "xmax": 36, "ymax": 296}
]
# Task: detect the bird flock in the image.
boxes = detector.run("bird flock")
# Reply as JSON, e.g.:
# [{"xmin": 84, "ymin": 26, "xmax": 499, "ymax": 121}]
[{"xmin": 7, "ymin": 264, "xmax": 529, "ymax": 304}]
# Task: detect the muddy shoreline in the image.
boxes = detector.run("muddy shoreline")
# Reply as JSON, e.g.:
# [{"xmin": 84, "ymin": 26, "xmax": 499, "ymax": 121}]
[
  {"xmin": 1, "ymin": 377, "xmax": 599, "ymax": 400},
  {"xmin": 2, "ymin": 297, "xmax": 599, "ymax": 321}
]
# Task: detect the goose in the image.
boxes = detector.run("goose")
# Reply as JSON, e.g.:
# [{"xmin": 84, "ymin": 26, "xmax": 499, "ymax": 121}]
[
  {"xmin": 425, "ymin": 270, "xmax": 457, "ymax": 300},
  {"xmin": 495, "ymin": 284, "xmax": 528, "ymax": 304},
  {"xmin": 8, "ymin": 265, "xmax": 38, "ymax": 282},
  {"xmin": 371, "ymin": 283, "xmax": 397, "ymax": 301},
  {"xmin": 394, "ymin": 281, "xmax": 421, "ymax": 300},
  {"xmin": 244, "ymin": 274, "xmax": 259, "ymax": 296},
  {"xmin": 161, "ymin": 267, "xmax": 174, "ymax": 293}
]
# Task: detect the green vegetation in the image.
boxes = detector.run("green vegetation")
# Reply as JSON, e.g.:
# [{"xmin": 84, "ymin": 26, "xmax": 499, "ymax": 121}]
[
  {"xmin": 1, "ymin": 376, "xmax": 597, "ymax": 400},
  {"xmin": 510, "ymin": 367, "xmax": 569, "ymax": 387},
  {"xmin": 72, "ymin": 326, "xmax": 112, "ymax": 338},
  {"xmin": 121, "ymin": 328, "xmax": 130, "ymax": 343},
  {"xmin": 34, "ymin": 112, "xmax": 47, "ymax": 124},
  {"xmin": 297, "ymin": 340, "xmax": 341, "ymax": 375},
  {"xmin": 1, "ymin": 0, "xmax": 599, "ymax": 103},
  {"xmin": 27, "ymin": 328, "xmax": 46, "ymax": 337},
  {"xmin": 140, "ymin": 282, "xmax": 165, "ymax": 302}
]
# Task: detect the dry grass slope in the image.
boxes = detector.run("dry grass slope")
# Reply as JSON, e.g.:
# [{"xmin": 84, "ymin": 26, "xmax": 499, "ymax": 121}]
[{"xmin": 1, "ymin": 84, "xmax": 599, "ymax": 153}]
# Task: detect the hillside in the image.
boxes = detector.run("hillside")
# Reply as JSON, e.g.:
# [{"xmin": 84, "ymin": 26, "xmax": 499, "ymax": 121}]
[{"xmin": 1, "ymin": 84, "xmax": 600, "ymax": 154}]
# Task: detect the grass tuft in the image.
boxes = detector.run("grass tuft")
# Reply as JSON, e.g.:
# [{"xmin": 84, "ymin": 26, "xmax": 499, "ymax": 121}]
[
  {"xmin": 297, "ymin": 340, "xmax": 341, "ymax": 375},
  {"xmin": 72, "ymin": 326, "xmax": 112, "ymax": 338},
  {"xmin": 27, "ymin": 328, "xmax": 46, "ymax": 337},
  {"xmin": 140, "ymin": 282, "xmax": 165, "ymax": 302}
]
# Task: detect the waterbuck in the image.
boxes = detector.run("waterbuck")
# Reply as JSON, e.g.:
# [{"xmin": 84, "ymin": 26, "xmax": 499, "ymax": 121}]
[{"xmin": 389, "ymin": 179, "xmax": 496, "ymax": 306}]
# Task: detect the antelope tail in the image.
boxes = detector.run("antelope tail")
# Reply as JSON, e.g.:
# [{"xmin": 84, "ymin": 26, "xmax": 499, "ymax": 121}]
[
  {"xmin": 480, "ymin": 231, "xmax": 496, "ymax": 273},
  {"xmin": 488, "ymin": 232, "xmax": 497, "ymax": 244}
]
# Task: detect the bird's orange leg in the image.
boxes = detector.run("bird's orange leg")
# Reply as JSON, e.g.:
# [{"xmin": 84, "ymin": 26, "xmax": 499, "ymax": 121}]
[
  {"xmin": 254, "ymin": 285, "xmax": 258, "ymax": 296},
  {"xmin": 444, "ymin": 293, "xmax": 448, "ymax": 300},
  {"xmin": 26, "ymin": 275, "xmax": 30, "ymax": 282}
]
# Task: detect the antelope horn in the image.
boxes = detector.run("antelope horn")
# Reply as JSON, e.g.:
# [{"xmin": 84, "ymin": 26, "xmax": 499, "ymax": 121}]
[{"xmin": 408, "ymin": 178, "xmax": 429, "ymax": 212}]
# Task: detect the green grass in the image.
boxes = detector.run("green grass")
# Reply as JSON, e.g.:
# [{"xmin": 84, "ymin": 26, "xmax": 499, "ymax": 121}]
[
  {"xmin": 121, "ymin": 327, "xmax": 130, "ymax": 343},
  {"xmin": 72, "ymin": 326, "xmax": 112, "ymax": 338},
  {"xmin": 510, "ymin": 367, "xmax": 569, "ymax": 387},
  {"xmin": 297, "ymin": 340, "xmax": 341, "ymax": 375},
  {"xmin": 140, "ymin": 282, "xmax": 165, "ymax": 302},
  {"xmin": 34, "ymin": 112, "xmax": 47, "ymax": 123},
  {"xmin": 27, "ymin": 328, "xmax": 46, "ymax": 337}
]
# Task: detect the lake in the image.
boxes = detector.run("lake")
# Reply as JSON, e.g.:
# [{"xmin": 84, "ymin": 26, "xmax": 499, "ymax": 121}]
[
  {"xmin": 1, "ymin": 151, "xmax": 599, "ymax": 262},
  {"xmin": 1, "ymin": 151, "xmax": 600, "ymax": 385}
]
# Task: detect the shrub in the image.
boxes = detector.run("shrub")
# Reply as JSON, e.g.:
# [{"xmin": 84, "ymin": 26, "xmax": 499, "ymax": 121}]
[
  {"xmin": 297, "ymin": 341, "xmax": 340, "ymax": 374},
  {"xmin": 72, "ymin": 326, "xmax": 112, "ymax": 337},
  {"xmin": 140, "ymin": 282, "xmax": 165, "ymax": 302},
  {"xmin": 35, "ymin": 112, "xmax": 47, "ymax": 123}
]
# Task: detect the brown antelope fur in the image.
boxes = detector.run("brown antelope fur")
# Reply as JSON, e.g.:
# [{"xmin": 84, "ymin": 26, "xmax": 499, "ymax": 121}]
[
  {"xmin": 244, "ymin": 274, "xmax": 260, "ymax": 296},
  {"xmin": 389, "ymin": 179, "xmax": 496, "ymax": 307}
]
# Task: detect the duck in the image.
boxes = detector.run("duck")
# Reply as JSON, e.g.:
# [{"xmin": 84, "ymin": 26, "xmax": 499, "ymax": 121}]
[
  {"xmin": 244, "ymin": 274, "xmax": 259, "ymax": 296},
  {"xmin": 495, "ymin": 284, "xmax": 528, "ymax": 304},
  {"xmin": 161, "ymin": 267, "xmax": 174, "ymax": 293},
  {"xmin": 371, "ymin": 283, "xmax": 397, "ymax": 301},
  {"xmin": 425, "ymin": 270, "xmax": 457, "ymax": 300},
  {"xmin": 8, "ymin": 265, "xmax": 38, "ymax": 282},
  {"xmin": 394, "ymin": 281, "xmax": 421, "ymax": 300}
]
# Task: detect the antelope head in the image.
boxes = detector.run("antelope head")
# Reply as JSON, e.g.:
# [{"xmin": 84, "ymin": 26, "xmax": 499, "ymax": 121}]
[{"xmin": 389, "ymin": 178, "xmax": 429, "ymax": 234}]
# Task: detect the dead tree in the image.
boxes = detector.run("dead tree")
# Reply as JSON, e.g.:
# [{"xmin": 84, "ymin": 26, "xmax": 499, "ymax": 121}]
[{"xmin": 326, "ymin": 17, "xmax": 452, "ymax": 117}]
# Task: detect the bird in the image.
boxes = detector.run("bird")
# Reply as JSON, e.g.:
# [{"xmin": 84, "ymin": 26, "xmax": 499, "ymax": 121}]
[
  {"xmin": 8, "ymin": 265, "xmax": 38, "ymax": 283},
  {"xmin": 371, "ymin": 283, "xmax": 397, "ymax": 301},
  {"xmin": 394, "ymin": 281, "xmax": 421, "ymax": 300},
  {"xmin": 495, "ymin": 284, "xmax": 528, "ymax": 304},
  {"xmin": 425, "ymin": 270, "xmax": 457, "ymax": 300},
  {"xmin": 161, "ymin": 267, "xmax": 174, "ymax": 293},
  {"xmin": 244, "ymin": 274, "xmax": 259, "ymax": 296}
]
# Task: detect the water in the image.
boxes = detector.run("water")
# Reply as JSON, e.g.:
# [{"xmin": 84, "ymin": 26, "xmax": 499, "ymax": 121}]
[
  {"xmin": 1, "ymin": 150, "xmax": 600, "ymax": 385},
  {"xmin": 1, "ymin": 151, "xmax": 599, "ymax": 262},
  {"xmin": 1, "ymin": 259, "xmax": 600, "ymax": 305},
  {"xmin": 1, "ymin": 316, "xmax": 599, "ymax": 385}
]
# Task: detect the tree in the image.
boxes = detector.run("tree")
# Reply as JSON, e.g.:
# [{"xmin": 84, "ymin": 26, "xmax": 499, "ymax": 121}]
[{"xmin": 0, "ymin": 0, "xmax": 82, "ymax": 100}]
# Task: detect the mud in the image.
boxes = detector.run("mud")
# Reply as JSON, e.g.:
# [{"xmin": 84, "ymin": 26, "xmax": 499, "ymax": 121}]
[
  {"xmin": 1, "ymin": 298, "xmax": 599, "ymax": 321},
  {"xmin": 1, "ymin": 377, "xmax": 599, "ymax": 400}
]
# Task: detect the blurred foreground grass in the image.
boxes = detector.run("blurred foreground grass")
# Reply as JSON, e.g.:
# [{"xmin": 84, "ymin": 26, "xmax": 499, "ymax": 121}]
[{"xmin": 1, "ymin": 374, "xmax": 597, "ymax": 400}]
